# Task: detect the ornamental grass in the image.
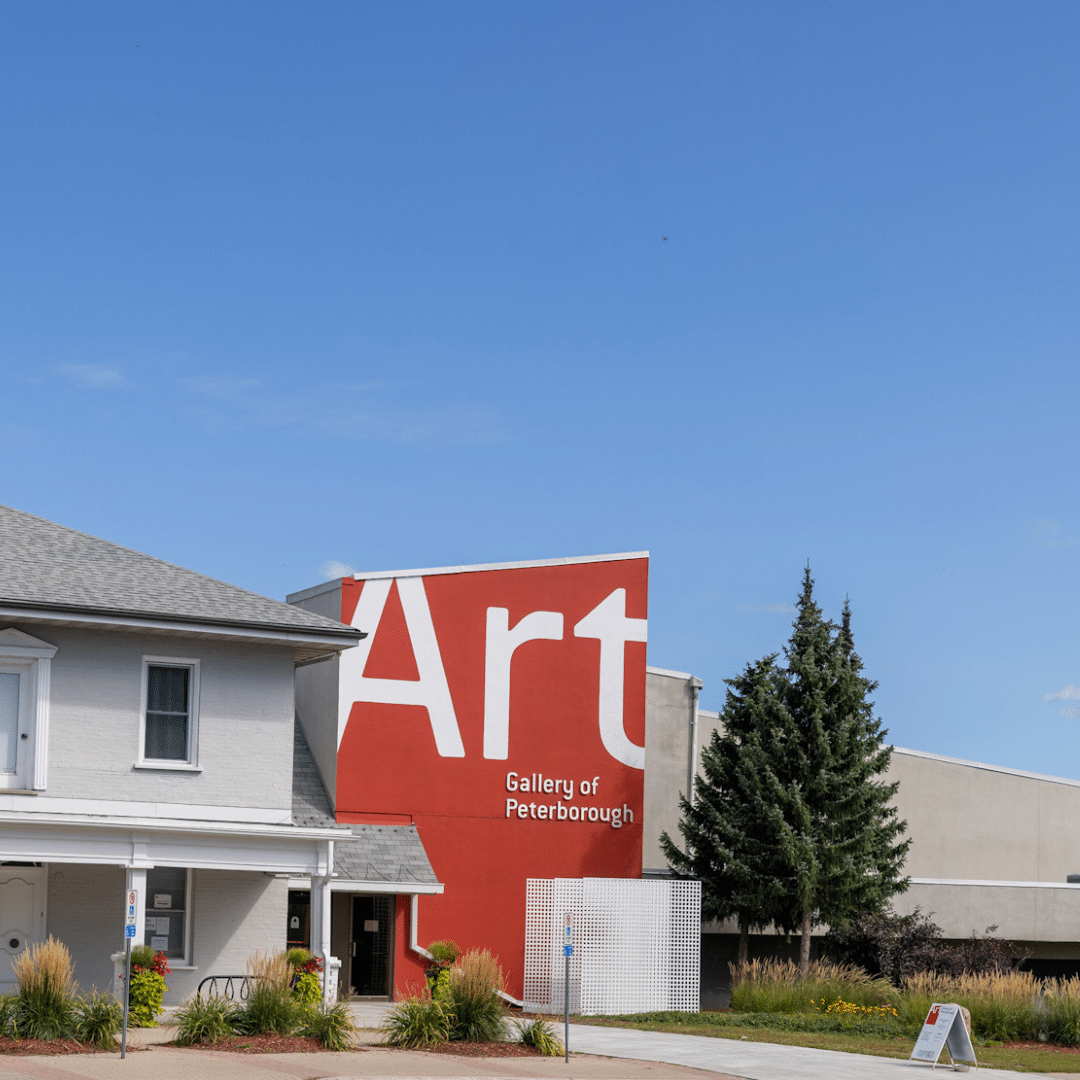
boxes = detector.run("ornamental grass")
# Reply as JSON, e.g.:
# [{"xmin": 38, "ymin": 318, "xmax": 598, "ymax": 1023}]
[
  {"xmin": 445, "ymin": 948, "xmax": 509, "ymax": 1042},
  {"xmin": 11, "ymin": 937, "xmax": 77, "ymax": 1040},
  {"xmin": 899, "ymin": 970, "xmax": 1042, "ymax": 1042},
  {"xmin": 729, "ymin": 958, "xmax": 896, "ymax": 1014},
  {"xmin": 729, "ymin": 963, "xmax": 1080, "ymax": 1048}
]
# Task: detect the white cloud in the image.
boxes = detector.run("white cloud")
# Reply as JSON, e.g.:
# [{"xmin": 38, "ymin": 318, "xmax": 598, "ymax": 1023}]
[
  {"xmin": 319, "ymin": 560, "xmax": 357, "ymax": 580},
  {"xmin": 1063, "ymin": 706, "xmax": 1080, "ymax": 719},
  {"xmin": 58, "ymin": 364, "xmax": 126, "ymax": 388},
  {"xmin": 1024, "ymin": 520, "xmax": 1077, "ymax": 548},
  {"xmin": 1044, "ymin": 684, "xmax": 1080, "ymax": 701},
  {"xmin": 179, "ymin": 376, "xmax": 506, "ymax": 446}
]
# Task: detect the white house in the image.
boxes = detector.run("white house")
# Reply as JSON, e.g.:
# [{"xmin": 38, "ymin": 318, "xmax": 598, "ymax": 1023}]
[{"xmin": 0, "ymin": 504, "xmax": 367, "ymax": 1001}]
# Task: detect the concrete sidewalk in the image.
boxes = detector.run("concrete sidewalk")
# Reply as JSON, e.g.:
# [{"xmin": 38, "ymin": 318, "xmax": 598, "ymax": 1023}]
[{"xmin": 0, "ymin": 1006, "xmax": 1072, "ymax": 1080}]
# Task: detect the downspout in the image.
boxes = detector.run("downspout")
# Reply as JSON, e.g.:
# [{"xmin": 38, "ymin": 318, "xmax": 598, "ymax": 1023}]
[
  {"xmin": 408, "ymin": 892, "xmax": 433, "ymax": 961},
  {"xmin": 409, "ymin": 893, "xmax": 524, "ymax": 1007},
  {"xmin": 687, "ymin": 677, "xmax": 702, "ymax": 805}
]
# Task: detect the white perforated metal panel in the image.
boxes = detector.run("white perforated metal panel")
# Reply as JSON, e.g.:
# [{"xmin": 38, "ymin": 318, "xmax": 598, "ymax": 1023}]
[{"xmin": 524, "ymin": 877, "xmax": 700, "ymax": 1015}]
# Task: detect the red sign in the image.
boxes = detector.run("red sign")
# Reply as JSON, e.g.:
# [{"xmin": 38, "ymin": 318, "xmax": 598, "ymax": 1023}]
[{"xmin": 333, "ymin": 553, "xmax": 648, "ymax": 997}]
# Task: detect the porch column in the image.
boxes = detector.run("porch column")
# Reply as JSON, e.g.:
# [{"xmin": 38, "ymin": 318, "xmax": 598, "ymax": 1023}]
[
  {"xmin": 124, "ymin": 867, "xmax": 147, "ymax": 948},
  {"xmin": 310, "ymin": 873, "xmax": 336, "ymax": 1001}
]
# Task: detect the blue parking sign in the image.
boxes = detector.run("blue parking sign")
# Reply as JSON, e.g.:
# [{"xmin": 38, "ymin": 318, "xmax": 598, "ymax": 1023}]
[{"xmin": 125, "ymin": 925, "xmax": 136, "ymax": 938}]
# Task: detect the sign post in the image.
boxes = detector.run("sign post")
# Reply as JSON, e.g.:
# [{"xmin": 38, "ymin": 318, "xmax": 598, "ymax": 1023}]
[
  {"xmin": 563, "ymin": 912, "xmax": 572, "ymax": 1063},
  {"xmin": 910, "ymin": 1002, "xmax": 976, "ymax": 1070},
  {"xmin": 121, "ymin": 889, "xmax": 137, "ymax": 1059}
]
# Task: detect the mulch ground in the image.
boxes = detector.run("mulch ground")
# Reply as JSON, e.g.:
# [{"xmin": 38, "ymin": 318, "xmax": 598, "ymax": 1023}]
[
  {"xmin": 1005, "ymin": 1041, "xmax": 1080, "ymax": 1055},
  {"xmin": 0, "ymin": 1038, "xmax": 113, "ymax": 1055},
  {"xmin": 417, "ymin": 1041, "xmax": 545, "ymax": 1058},
  {"xmin": 172, "ymin": 1034, "xmax": 333, "ymax": 1053}
]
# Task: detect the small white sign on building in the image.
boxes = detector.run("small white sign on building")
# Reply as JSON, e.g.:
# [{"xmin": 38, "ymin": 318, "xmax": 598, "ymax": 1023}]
[{"xmin": 910, "ymin": 1002, "xmax": 976, "ymax": 1069}]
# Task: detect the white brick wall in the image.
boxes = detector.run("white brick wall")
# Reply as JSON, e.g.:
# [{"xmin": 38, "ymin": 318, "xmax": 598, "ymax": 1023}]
[
  {"xmin": 45, "ymin": 864, "xmax": 289, "ymax": 1005},
  {"xmin": 32, "ymin": 626, "xmax": 294, "ymax": 812},
  {"xmin": 165, "ymin": 870, "xmax": 288, "ymax": 1003},
  {"xmin": 47, "ymin": 863, "xmax": 124, "ymax": 993}
]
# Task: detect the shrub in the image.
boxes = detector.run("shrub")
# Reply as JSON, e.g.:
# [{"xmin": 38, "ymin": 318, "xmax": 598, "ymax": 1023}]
[
  {"xmin": 516, "ymin": 1018, "xmax": 562, "ymax": 1056},
  {"xmin": 729, "ymin": 958, "xmax": 895, "ymax": 1014},
  {"xmin": 285, "ymin": 947, "xmax": 315, "ymax": 969},
  {"xmin": 235, "ymin": 980, "xmax": 300, "ymax": 1035},
  {"xmin": 173, "ymin": 995, "xmax": 238, "ymax": 1046},
  {"xmin": 1045, "ymin": 977, "xmax": 1080, "ymax": 1047},
  {"xmin": 234, "ymin": 949, "xmax": 300, "ymax": 1035},
  {"xmin": 299, "ymin": 1000, "xmax": 357, "ymax": 1050},
  {"xmin": 0, "ymin": 995, "xmax": 17, "ymax": 1038},
  {"xmin": 125, "ymin": 948, "xmax": 170, "ymax": 1027},
  {"xmin": 128, "ymin": 945, "xmax": 157, "ymax": 970},
  {"xmin": 825, "ymin": 909, "xmax": 1024, "ymax": 985},
  {"xmin": 445, "ymin": 948, "xmax": 508, "ymax": 1042},
  {"xmin": 428, "ymin": 940, "xmax": 461, "ymax": 965},
  {"xmin": 12, "ymin": 937, "xmax": 76, "ymax": 1040},
  {"xmin": 292, "ymin": 971, "xmax": 321, "ymax": 1007},
  {"xmin": 381, "ymin": 993, "xmax": 452, "ymax": 1047},
  {"xmin": 425, "ymin": 939, "xmax": 461, "ymax": 1000},
  {"xmin": 73, "ymin": 991, "xmax": 123, "ymax": 1048}
]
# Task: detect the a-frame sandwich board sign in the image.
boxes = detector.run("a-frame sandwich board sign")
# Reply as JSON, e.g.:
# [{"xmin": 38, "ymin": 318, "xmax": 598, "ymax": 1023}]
[{"xmin": 910, "ymin": 1003, "xmax": 977, "ymax": 1070}]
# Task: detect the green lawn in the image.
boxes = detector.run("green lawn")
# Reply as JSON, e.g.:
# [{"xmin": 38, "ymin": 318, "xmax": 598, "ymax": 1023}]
[{"xmin": 580, "ymin": 1014, "xmax": 1080, "ymax": 1073}]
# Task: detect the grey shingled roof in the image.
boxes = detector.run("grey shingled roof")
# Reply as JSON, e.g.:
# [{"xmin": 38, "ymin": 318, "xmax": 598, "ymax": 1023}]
[
  {"xmin": 292, "ymin": 718, "xmax": 340, "ymax": 829},
  {"xmin": 292, "ymin": 719, "xmax": 439, "ymax": 886},
  {"xmin": 0, "ymin": 504, "xmax": 359, "ymax": 639}
]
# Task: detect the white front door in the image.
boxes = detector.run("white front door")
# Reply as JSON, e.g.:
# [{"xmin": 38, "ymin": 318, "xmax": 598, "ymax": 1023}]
[{"xmin": 0, "ymin": 866, "xmax": 47, "ymax": 994}]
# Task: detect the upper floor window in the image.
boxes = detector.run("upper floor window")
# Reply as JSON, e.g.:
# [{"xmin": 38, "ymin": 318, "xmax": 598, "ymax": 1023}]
[
  {"xmin": 139, "ymin": 657, "xmax": 200, "ymax": 769},
  {"xmin": 0, "ymin": 628, "xmax": 57, "ymax": 791}
]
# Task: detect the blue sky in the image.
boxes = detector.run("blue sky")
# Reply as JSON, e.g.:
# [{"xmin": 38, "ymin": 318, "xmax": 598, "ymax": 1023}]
[{"xmin": 2, "ymin": 1, "xmax": 1079, "ymax": 774}]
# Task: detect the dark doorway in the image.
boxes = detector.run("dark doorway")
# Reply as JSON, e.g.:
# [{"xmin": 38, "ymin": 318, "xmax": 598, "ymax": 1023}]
[
  {"xmin": 349, "ymin": 895, "xmax": 393, "ymax": 997},
  {"xmin": 287, "ymin": 890, "xmax": 310, "ymax": 950}
]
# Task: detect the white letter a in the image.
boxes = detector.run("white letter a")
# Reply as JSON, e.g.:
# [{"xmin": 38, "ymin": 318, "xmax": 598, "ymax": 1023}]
[{"xmin": 338, "ymin": 578, "xmax": 465, "ymax": 757}]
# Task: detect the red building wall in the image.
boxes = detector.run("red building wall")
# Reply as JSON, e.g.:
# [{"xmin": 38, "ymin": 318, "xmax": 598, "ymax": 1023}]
[{"xmin": 332, "ymin": 554, "xmax": 648, "ymax": 999}]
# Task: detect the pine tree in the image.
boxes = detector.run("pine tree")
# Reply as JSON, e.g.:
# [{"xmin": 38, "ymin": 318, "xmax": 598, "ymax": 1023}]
[
  {"xmin": 663, "ymin": 566, "xmax": 909, "ymax": 975},
  {"xmin": 661, "ymin": 655, "xmax": 811, "ymax": 963},
  {"xmin": 780, "ymin": 568, "xmax": 910, "ymax": 973}
]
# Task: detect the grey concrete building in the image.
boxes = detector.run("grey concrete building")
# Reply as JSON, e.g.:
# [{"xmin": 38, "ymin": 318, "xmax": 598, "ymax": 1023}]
[{"xmin": 643, "ymin": 667, "xmax": 1080, "ymax": 1006}]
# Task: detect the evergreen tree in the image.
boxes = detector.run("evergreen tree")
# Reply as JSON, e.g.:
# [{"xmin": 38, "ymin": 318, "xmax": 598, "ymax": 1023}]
[
  {"xmin": 780, "ymin": 568, "xmax": 910, "ymax": 973},
  {"xmin": 664, "ymin": 566, "xmax": 909, "ymax": 975},
  {"xmin": 660, "ymin": 656, "xmax": 806, "ymax": 963}
]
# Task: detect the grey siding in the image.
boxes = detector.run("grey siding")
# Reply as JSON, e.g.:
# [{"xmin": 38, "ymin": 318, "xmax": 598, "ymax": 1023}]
[{"xmin": 21, "ymin": 624, "xmax": 295, "ymax": 812}]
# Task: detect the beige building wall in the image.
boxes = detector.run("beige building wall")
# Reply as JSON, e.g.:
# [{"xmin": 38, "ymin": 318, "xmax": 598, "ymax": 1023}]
[
  {"xmin": 886, "ymin": 748, "xmax": 1080, "ymax": 943},
  {"xmin": 643, "ymin": 667, "xmax": 1080, "ymax": 956},
  {"xmin": 643, "ymin": 668, "xmax": 698, "ymax": 872}
]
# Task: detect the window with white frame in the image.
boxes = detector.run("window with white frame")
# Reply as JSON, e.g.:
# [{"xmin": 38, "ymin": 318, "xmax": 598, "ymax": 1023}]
[
  {"xmin": 139, "ymin": 657, "xmax": 200, "ymax": 768},
  {"xmin": 145, "ymin": 866, "xmax": 192, "ymax": 963},
  {"xmin": 0, "ymin": 628, "xmax": 57, "ymax": 791}
]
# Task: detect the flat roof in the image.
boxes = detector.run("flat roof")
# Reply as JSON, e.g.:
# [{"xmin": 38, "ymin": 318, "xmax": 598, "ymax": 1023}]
[
  {"xmin": 288, "ymin": 552, "xmax": 649, "ymax": 601},
  {"xmin": 892, "ymin": 745, "xmax": 1080, "ymax": 789}
]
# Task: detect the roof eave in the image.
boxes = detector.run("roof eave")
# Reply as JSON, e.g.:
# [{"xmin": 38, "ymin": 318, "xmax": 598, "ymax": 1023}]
[{"xmin": 0, "ymin": 601, "xmax": 364, "ymax": 652}]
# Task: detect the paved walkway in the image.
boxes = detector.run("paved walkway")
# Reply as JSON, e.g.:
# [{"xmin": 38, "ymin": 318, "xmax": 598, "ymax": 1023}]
[{"xmin": 0, "ymin": 1005, "xmax": 1071, "ymax": 1080}]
